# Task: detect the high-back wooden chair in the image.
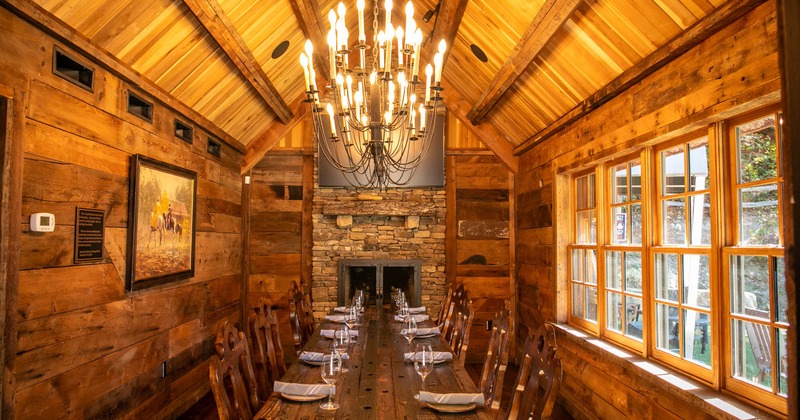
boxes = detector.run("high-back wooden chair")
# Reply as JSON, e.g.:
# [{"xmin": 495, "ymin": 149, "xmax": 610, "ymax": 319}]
[
  {"xmin": 441, "ymin": 284, "xmax": 465, "ymax": 343},
  {"xmin": 288, "ymin": 282, "xmax": 305, "ymax": 353},
  {"xmin": 435, "ymin": 286, "xmax": 454, "ymax": 325},
  {"xmin": 209, "ymin": 321, "xmax": 260, "ymax": 420},
  {"xmin": 449, "ymin": 288, "xmax": 474, "ymax": 362},
  {"xmin": 479, "ymin": 308, "xmax": 512, "ymax": 416},
  {"xmin": 507, "ymin": 324, "xmax": 562, "ymax": 420},
  {"xmin": 248, "ymin": 301, "xmax": 287, "ymax": 402}
]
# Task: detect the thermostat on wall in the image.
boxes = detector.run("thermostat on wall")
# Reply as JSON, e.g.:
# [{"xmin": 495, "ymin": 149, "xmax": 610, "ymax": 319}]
[{"xmin": 30, "ymin": 213, "xmax": 55, "ymax": 232}]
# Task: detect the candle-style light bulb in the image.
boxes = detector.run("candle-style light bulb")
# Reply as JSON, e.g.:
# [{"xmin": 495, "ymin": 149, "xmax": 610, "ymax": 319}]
[
  {"xmin": 412, "ymin": 28, "xmax": 422, "ymax": 77},
  {"xmin": 419, "ymin": 104, "xmax": 426, "ymax": 131},
  {"xmin": 385, "ymin": 0, "xmax": 393, "ymax": 33},
  {"xmin": 326, "ymin": 103, "xmax": 336, "ymax": 136},
  {"xmin": 327, "ymin": 30, "xmax": 337, "ymax": 81},
  {"xmin": 385, "ymin": 25, "xmax": 394, "ymax": 73},
  {"xmin": 300, "ymin": 53, "xmax": 310, "ymax": 91},
  {"xmin": 396, "ymin": 27, "xmax": 404, "ymax": 67},
  {"xmin": 438, "ymin": 39, "xmax": 447, "ymax": 55},
  {"xmin": 337, "ymin": 1, "xmax": 345, "ymax": 18},
  {"xmin": 328, "ymin": 9, "xmax": 337, "ymax": 31},
  {"xmin": 378, "ymin": 31, "xmax": 386, "ymax": 71},
  {"xmin": 405, "ymin": 2, "xmax": 414, "ymax": 46},
  {"xmin": 425, "ymin": 64, "xmax": 432, "ymax": 103},
  {"xmin": 357, "ymin": 0, "xmax": 366, "ymax": 42},
  {"xmin": 433, "ymin": 52, "xmax": 442, "ymax": 85}
]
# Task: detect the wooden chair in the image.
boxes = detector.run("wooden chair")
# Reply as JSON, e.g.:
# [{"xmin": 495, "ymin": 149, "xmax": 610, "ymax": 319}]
[
  {"xmin": 450, "ymin": 292, "xmax": 474, "ymax": 362},
  {"xmin": 287, "ymin": 282, "xmax": 305, "ymax": 354},
  {"xmin": 248, "ymin": 301, "xmax": 287, "ymax": 402},
  {"xmin": 441, "ymin": 284, "xmax": 465, "ymax": 343},
  {"xmin": 479, "ymin": 308, "xmax": 512, "ymax": 416},
  {"xmin": 209, "ymin": 321, "xmax": 260, "ymax": 420},
  {"xmin": 507, "ymin": 324, "xmax": 562, "ymax": 420},
  {"xmin": 435, "ymin": 286, "xmax": 454, "ymax": 325}
]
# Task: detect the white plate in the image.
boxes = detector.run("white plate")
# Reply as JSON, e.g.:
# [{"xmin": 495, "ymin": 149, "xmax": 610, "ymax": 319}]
[
  {"xmin": 425, "ymin": 402, "xmax": 477, "ymax": 413},
  {"xmin": 416, "ymin": 333, "xmax": 438, "ymax": 339},
  {"xmin": 300, "ymin": 358, "xmax": 324, "ymax": 366},
  {"xmin": 280, "ymin": 393, "xmax": 326, "ymax": 402}
]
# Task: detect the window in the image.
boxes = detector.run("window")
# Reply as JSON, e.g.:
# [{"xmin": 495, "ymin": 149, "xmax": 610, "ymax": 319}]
[{"xmin": 566, "ymin": 106, "xmax": 787, "ymax": 414}]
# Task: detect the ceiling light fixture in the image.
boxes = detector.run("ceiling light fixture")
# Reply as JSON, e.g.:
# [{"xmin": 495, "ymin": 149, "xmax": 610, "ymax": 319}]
[{"xmin": 299, "ymin": 0, "xmax": 446, "ymax": 189}]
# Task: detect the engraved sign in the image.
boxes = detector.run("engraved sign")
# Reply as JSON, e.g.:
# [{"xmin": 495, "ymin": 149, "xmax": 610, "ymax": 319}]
[{"xmin": 75, "ymin": 208, "xmax": 104, "ymax": 263}]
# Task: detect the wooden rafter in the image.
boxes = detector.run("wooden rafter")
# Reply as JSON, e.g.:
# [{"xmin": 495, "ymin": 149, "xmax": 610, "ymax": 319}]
[
  {"xmin": 430, "ymin": 0, "xmax": 469, "ymax": 66},
  {"xmin": 0, "ymin": 0, "xmax": 247, "ymax": 153},
  {"xmin": 466, "ymin": 0, "xmax": 582, "ymax": 124},
  {"xmin": 289, "ymin": 0, "xmax": 331, "ymax": 81},
  {"xmin": 241, "ymin": 92, "xmax": 310, "ymax": 174},
  {"xmin": 182, "ymin": 0, "xmax": 293, "ymax": 124},
  {"xmin": 514, "ymin": 0, "xmax": 768, "ymax": 155}
]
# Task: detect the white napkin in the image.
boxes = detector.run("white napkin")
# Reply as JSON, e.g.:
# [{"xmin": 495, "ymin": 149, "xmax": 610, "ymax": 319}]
[
  {"xmin": 418, "ymin": 391, "xmax": 485, "ymax": 405},
  {"xmin": 274, "ymin": 381, "xmax": 333, "ymax": 396},
  {"xmin": 401, "ymin": 326, "xmax": 440, "ymax": 336},
  {"xmin": 403, "ymin": 351, "xmax": 453, "ymax": 363},
  {"xmin": 333, "ymin": 307, "xmax": 350, "ymax": 313},
  {"xmin": 325, "ymin": 314, "xmax": 348, "ymax": 323},
  {"xmin": 299, "ymin": 351, "xmax": 349, "ymax": 362},
  {"xmin": 393, "ymin": 314, "xmax": 429, "ymax": 322},
  {"xmin": 320, "ymin": 329, "xmax": 359, "ymax": 338},
  {"xmin": 409, "ymin": 306, "xmax": 427, "ymax": 314}
]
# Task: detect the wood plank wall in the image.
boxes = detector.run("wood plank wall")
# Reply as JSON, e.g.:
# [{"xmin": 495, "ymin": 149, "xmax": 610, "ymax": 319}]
[
  {"xmin": 515, "ymin": 2, "xmax": 782, "ymax": 418},
  {"xmin": 247, "ymin": 122, "xmax": 313, "ymax": 363},
  {"xmin": 447, "ymin": 117, "xmax": 513, "ymax": 364},
  {"xmin": 0, "ymin": 8, "xmax": 244, "ymax": 418}
]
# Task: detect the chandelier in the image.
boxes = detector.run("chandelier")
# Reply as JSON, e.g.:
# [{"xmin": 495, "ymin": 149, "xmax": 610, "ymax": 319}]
[{"xmin": 299, "ymin": 0, "xmax": 446, "ymax": 189}]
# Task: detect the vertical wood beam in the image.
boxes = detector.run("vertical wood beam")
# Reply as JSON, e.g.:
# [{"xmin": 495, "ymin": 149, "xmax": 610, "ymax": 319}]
[
  {"xmin": 182, "ymin": 0, "xmax": 293, "ymax": 124},
  {"xmin": 777, "ymin": 0, "xmax": 799, "ymax": 416},
  {"xmin": 241, "ymin": 172, "xmax": 251, "ymax": 328},
  {"xmin": 467, "ymin": 0, "xmax": 582, "ymax": 124},
  {"xmin": 445, "ymin": 154, "xmax": 457, "ymax": 291}
]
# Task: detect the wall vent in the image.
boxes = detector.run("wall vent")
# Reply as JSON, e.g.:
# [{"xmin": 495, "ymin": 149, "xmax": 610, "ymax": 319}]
[
  {"xmin": 174, "ymin": 119, "xmax": 193, "ymax": 143},
  {"xmin": 126, "ymin": 91, "xmax": 153, "ymax": 123},
  {"xmin": 52, "ymin": 47, "xmax": 94, "ymax": 92},
  {"xmin": 207, "ymin": 137, "xmax": 221, "ymax": 158}
]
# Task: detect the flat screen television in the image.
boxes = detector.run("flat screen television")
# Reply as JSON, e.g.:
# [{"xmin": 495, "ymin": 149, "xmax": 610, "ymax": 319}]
[{"xmin": 317, "ymin": 115, "xmax": 445, "ymax": 188}]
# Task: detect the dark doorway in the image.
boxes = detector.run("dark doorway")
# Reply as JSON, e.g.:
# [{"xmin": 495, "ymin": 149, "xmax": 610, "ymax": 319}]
[{"xmin": 338, "ymin": 259, "xmax": 422, "ymax": 307}]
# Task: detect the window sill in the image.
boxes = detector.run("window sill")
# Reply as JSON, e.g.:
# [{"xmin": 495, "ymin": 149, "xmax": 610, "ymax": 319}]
[{"xmin": 550, "ymin": 323, "xmax": 782, "ymax": 419}]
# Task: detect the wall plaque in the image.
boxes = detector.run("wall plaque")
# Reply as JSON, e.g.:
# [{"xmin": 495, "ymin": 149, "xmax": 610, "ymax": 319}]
[{"xmin": 75, "ymin": 208, "xmax": 104, "ymax": 263}]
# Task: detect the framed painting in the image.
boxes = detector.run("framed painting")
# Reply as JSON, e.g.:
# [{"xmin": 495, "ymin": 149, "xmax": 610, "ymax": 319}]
[{"xmin": 126, "ymin": 154, "xmax": 197, "ymax": 291}]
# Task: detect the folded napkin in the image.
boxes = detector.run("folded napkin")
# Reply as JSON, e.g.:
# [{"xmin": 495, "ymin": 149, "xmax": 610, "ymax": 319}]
[
  {"xmin": 300, "ymin": 351, "xmax": 349, "ymax": 362},
  {"xmin": 403, "ymin": 351, "xmax": 453, "ymax": 363},
  {"xmin": 393, "ymin": 314, "xmax": 429, "ymax": 322},
  {"xmin": 418, "ymin": 391, "xmax": 485, "ymax": 405},
  {"xmin": 274, "ymin": 381, "xmax": 333, "ymax": 396},
  {"xmin": 401, "ymin": 326, "xmax": 440, "ymax": 336},
  {"xmin": 325, "ymin": 314, "xmax": 348, "ymax": 323},
  {"xmin": 409, "ymin": 306, "xmax": 427, "ymax": 314},
  {"xmin": 320, "ymin": 329, "xmax": 359, "ymax": 339},
  {"xmin": 333, "ymin": 307, "xmax": 350, "ymax": 313}
]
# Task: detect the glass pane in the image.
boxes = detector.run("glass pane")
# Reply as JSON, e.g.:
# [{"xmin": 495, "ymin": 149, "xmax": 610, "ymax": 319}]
[
  {"xmin": 688, "ymin": 138, "xmax": 710, "ymax": 191},
  {"xmin": 625, "ymin": 296, "xmax": 643, "ymax": 340},
  {"xmin": 577, "ymin": 210, "xmax": 597, "ymax": 244},
  {"xmin": 662, "ymin": 145, "xmax": 685, "ymax": 195},
  {"xmin": 612, "ymin": 163, "xmax": 627, "ymax": 204},
  {"xmin": 737, "ymin": 116, "xmax": 777, "ymax": 184},
  {"xmin": 656, "ymin": 303, "xmax": 679, "ymax": 355},
  {"xmin": 778, "ymin": 328, "xmax": 788, "ymax": 395},
  {"xmin": 630, "ymin": 160, "xmax": 642, "ymax": 201},
  {"xmin": 663, "ymin": 197, "xmax": 686, "ymax": 245},
  {"xmin": 585, "ymin": 249, "xmax": 597, "ymax": 285},
  {"xmin": 776, "ymin": 257, "xmax": 788, "ymax": 323},
  {"xmin": 683, "ymin": 309, "xmax": 711, "ymax": 367},
  {"xmin": 606, "ymin": 251, "xmax": 622, "ymax": 290},
  {"xmin": 731, "ymin": 319, "xmax": 772, "ymax": 389},
  {"xmin": 655, "ymin": 253, "xmax": 679, "ymax": 302},
  {"xmin": 572, "ymin": 284, "xmax": 585, "ymax": 318},
  {"xmin": 730, "ymin": 255, "xmax": 770, "ymax": 317},
  {"xmin": 607, "ymin": 292, "xmax": 623, "ymax": 332},
  {"xmin": 688, "ymin": 193, "xmax": 711, "ymax": 245},
  {"xmin": 739, "ymin": 183, "xmax": 779, "ymax": 246},
  {"xmin": 586, "ymin": 286, "xmax": 598, "ymax": 322},
  {"xmin": 576, "ymin": 173, "xmax": 596, "ymax": 210},
  {"xmin": 611, "ymin": 206, "xmax": 628, "ymax": 244},
  {"xmin": 631, "ymin": 204, "xmax": 642, "ymax": 245},
  {"xmin": 683, "ymin": 254, "xmax": 710, "ymax": 308},
  {"xmin": 571, "ymin": 249, "xmax": 583, "ymax": 281},
  {"xmin": 625, "ymin": 252, "xmax": 642, "ymax": 293}
]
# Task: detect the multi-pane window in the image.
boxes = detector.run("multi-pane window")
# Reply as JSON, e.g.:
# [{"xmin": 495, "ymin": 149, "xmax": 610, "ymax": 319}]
[
  {"xmin": 566, "ymin": 106, "xmax": 787, "ymax": 414},
  {"xmin": 725, "ymin": 112, "xmax": 788, "ymax": 407}
]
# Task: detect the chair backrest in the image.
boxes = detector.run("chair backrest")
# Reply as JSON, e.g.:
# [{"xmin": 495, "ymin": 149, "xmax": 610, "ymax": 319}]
[
  {"xmin": 209, "ymin": 321, "xmax": 260, "ymax": 420},
  {"xmin": 436, "ymin": 286, "xmax": 454, "ymax": 325},
  {"xmin": 287, "ymin": 281, "xmax": 305, "ymax": 353},
  {"xmin": 743, "ymin": 307, "xmax": 772, "ymax": 380},
  {"xmin": 479, "ymin": 307, "xmax": 512, "ymax": 415},
  {"xmin": 449, "ymin": 289, "xmax": 474, "ymax": 362},
  {"xmin": 296, "ymin": 280, "xmax": 315, "ymax": 342},
  {"xmin": 507, "ymin": 324, "xmax": 562, "ymax": 420},
  {"xmin": 441, "ymin": 284, "xmax": 465, "ymax": 343},
  {"xmin": 248, "ymin": 301, "xmax": 287, "ymax": 402}
]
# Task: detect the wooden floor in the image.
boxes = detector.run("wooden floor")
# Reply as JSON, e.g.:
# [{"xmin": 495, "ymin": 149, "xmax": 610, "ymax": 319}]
[{"xmin": 179, "ymin": 362, "xmax": 574, "ymax": 419}]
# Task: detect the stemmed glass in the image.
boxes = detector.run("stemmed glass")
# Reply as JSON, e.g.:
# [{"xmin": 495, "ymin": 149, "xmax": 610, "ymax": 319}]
[
  {"xmin": 345, "ymin": 306, "xmax": 358, "ymax": 330},
  {"xmin": 413, "ymin": 343, "xmax": 434, "ymax": 399},
  {"xmin": 402, "ymin": 315, "xmax": 417, "ymax": 351},
  {"xmin": 332, "ymin": 326, "xmax": 350, "ymax": 373},
  {"xmin": 320, "ymin": 349, "xmax": 341, "ymax": 410}
]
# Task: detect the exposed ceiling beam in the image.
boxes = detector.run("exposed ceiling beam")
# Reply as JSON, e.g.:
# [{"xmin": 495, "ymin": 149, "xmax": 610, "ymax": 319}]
[
  {"xmin": 241, "ymin": 93, "xmax": 310, "ymax": 174},
  {"xmin": 289, "ymin": 0, "xmax": 331, "ymax": 81},
  {"xmin": 0, "ymin": 0, "xmax": 247, "ymax": 153},
  {"xmin": 467, "ymin": 0, "xmax": 582, "ymax": 124},
  {"xmin": 514, "ymin": 0, "xmax": 768, "ymax": 155},
  {"xmin": 182, "ymin": 0, "xmax": 293, "ymax": 124},
  {"xmin": 430, "ymin": 0, "xmax": 468, "ymax": 67}
]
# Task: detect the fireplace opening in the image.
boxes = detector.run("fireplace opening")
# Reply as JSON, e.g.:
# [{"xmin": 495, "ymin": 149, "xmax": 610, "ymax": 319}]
[{"xmin": 338, "ymin": 259, "xmax": 421, "ymax": 307}]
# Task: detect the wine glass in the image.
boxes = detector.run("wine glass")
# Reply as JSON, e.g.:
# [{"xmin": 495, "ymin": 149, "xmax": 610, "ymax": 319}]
[
  {"xmin": 413, "ymin": 343, "xmax": 434, "ymax": 399},
  {"xmin": 333, "ymin": 326, "xmax": 350, "ymax": 373},
  {"xmin": 402, "ymin": 316, "xmax": 417, "ymax": 351},
  {"xmin": 320, "ymin": 350, "xmax": 341, "ymax": 410},
  {"xmin": 345, "ymin": 306, "xmax": 358, "ymax": 330}
]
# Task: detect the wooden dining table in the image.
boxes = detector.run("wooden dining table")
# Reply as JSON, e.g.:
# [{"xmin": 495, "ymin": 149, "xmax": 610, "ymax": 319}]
[{"xmin": 256, "ymin": 305, "xmax": 493, "ymax": 419}]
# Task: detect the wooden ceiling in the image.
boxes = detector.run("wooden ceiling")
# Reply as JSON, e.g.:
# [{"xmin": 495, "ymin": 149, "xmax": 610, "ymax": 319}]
[{"xmin": 17, "ymin": 0, "xmax": 756, "ymax": 173}]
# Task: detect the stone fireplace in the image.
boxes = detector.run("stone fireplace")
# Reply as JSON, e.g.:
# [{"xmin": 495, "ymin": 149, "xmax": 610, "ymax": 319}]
[
  {"xmin": 311, "ymin": 187, "xmax": 447, "ymax": 319},
  {"xmin": 338, "ymin": 259, "xmax": 422, "ymax": 307}
]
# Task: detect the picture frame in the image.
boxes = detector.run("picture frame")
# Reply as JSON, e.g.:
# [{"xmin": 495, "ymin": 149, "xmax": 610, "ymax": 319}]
[{"xmin": 126, "ymin": 154, "xmax": 197, "ymax": 291}]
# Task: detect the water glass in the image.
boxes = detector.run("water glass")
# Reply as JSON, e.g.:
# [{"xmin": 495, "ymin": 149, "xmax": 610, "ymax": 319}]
[
  {"xmin": 320, "ymin": 350, "xmax": 341, "ymax": 410},
  {"xmin": 403, "ymin": 316, "xmax": 417, "ymax": 351},
  {"xmin": 414, "ymin": 343, "xmax": 434, "ymax": 398}
]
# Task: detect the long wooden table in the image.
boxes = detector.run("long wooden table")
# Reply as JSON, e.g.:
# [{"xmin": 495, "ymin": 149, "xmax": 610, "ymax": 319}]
[{"xmin": 256, "ymin": 306, "xmax": 492, "ymax": 419}]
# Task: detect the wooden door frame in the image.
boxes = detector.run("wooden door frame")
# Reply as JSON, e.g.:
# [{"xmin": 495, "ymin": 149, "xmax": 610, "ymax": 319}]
[
  {"xmin": 777, "ymin": 0, "xmax": 799, "ymax": 417},
  {"xmin": 0, "ymin": 82, "xmax": 23, "ymax": 419}
]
